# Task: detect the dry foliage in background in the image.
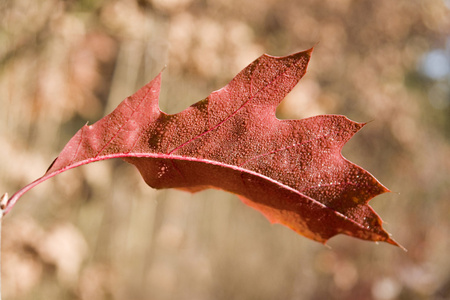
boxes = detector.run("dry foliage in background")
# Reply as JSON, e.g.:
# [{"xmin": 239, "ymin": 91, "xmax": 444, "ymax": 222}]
[{"xmin": 1, "ymin": 0, "xmax": 449, "ymax": 299}]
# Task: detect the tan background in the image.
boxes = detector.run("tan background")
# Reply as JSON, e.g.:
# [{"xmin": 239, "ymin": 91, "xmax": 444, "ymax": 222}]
[{"xmin": 1, "ymin": 0, "xmax": 449, "ymax": 299}]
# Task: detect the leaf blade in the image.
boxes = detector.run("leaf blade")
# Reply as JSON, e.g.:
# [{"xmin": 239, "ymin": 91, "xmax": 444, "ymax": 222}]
[{"xmin": 4, "ymin": 49, "xmax": 402, "ymax": 249}]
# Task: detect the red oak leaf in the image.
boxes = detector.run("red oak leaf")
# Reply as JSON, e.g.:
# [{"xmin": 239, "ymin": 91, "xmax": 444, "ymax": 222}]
[{"xmin": 3, "ymin": 49, "xmax": 402, "ymax": 248}]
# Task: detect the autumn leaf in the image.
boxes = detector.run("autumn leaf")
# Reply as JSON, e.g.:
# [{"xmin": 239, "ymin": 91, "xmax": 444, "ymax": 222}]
[{"xmin": 2, "ymin": 48, "xmax": 402, "ymax": 248}]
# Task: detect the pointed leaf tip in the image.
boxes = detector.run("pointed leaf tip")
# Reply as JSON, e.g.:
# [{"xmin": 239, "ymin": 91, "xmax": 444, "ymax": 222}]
[{"xmin": 387, "ymin": 237, "xmax": 407, "ymax": 251}]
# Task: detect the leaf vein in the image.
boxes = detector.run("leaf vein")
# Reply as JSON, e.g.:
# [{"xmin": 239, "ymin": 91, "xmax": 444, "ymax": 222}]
[
  {"xmin": 167, "ymin": 60, "xmax": 300, "ymax": 154},
  {"xmin": 95, "ymin": 89, "xmax": 152, "ymax": 157}
]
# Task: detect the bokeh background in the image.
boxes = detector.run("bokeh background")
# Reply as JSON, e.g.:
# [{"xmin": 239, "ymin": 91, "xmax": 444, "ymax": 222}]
[{"xmin": 1, "ymin": 0, "xmax": 449, "ymax": 299}]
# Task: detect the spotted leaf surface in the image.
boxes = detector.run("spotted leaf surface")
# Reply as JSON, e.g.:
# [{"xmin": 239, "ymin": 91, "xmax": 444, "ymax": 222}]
[{"xmin": 4, "ymin": 49, "xmax": 401, "ymax": 248}]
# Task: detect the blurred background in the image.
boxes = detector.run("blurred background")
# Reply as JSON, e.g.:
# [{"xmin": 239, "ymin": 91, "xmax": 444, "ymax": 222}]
[{"xmin": 0, "ymin": 0, "xmax": 449, "ymax": 299}]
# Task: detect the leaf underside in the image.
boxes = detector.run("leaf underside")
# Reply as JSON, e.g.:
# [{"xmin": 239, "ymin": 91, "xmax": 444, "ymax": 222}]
[{"xmin": 4, "ymin": 48, "xmax": 402, "ymax": 249}]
